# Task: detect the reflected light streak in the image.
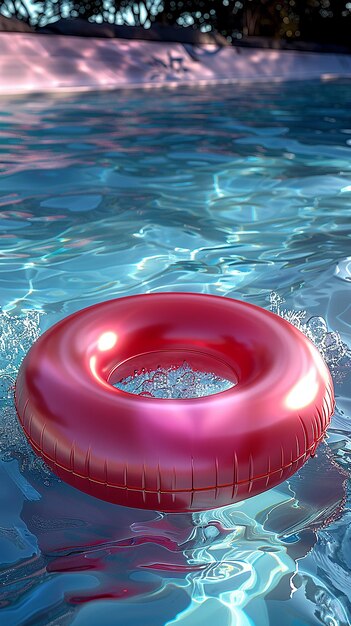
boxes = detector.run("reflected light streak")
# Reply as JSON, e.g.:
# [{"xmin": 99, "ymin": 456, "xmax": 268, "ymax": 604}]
[
  {"xmin": 285, "ymin": 368, "xmax": 319, "ymax": 410},
  {"xmin": 87, "ymin": 355, "xmax": 114, "ymax": 389},
  {"xmin": 97, "ymin": 331, "xmax": 118, "ymax": 351},
  {"xmin": 89, "ymin": 355, "xmax": 100, "ymax": 382}
]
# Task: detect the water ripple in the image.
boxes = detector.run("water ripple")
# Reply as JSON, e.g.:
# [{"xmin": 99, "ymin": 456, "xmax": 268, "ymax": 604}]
[{"xmin": 0, "ymin": 80, "xmax": 350, "ymax": 625}]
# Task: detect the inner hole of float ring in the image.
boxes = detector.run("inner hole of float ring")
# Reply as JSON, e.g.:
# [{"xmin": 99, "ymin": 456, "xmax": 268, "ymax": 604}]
[{"xmin": 108, "ymin": 349, "xmax": 238, "ymax": 399}]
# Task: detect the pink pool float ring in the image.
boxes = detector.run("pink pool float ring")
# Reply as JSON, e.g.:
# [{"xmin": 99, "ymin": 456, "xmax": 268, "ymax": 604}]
[{"xmin": 15, "ymin": 293, "xmax": 334, "ymax": 512}]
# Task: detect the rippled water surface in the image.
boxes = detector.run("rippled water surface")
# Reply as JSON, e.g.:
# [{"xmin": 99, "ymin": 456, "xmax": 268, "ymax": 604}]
[{"xmin": 0, "ymin": 80, "xmax": 351, "ymax": 626}]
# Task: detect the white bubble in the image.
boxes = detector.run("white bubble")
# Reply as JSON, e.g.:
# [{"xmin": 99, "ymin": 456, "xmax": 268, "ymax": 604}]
[{"xmin": 115, "ymin": 361, "xmax": 234, "ymax": 399}]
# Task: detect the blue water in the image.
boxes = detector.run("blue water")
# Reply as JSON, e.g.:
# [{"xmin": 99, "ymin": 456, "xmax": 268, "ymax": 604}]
[{"xmin": 0, "ymin": 80, "xmax": 351, "ymax": 626}]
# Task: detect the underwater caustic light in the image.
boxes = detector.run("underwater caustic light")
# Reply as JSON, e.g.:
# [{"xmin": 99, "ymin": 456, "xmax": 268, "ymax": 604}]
[{"xmin": 14, "ymin": 293, "xmax": 334, "ymax": 512}]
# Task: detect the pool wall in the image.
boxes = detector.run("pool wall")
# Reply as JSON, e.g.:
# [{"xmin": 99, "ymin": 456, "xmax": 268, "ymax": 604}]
[{"xmin": 1, "ymin": 33, "xmax": 351, "ymax": 94}]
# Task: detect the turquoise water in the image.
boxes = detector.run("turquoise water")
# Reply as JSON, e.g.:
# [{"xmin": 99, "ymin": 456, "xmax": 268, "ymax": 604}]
[{"xmin": 0, "ymin": 80, "xmax": 351, "ymax": 626}]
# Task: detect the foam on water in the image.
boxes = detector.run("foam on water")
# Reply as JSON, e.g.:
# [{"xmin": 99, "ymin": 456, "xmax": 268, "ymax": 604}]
[
  {"xmin": 114, "ymin": 361, "xmax": 234, "ymax": 398},
  {"xmin": 269, "ymin": 291, "xmax": 351, "ymax": 382},
  {"xmin": 0, "ymin": 308, "xmax": 54, "ymax": 482}
]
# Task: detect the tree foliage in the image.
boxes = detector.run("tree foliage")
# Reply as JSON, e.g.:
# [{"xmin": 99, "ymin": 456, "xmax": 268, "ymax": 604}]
[{"xmin": 1, "ymin": 0, "xmax": 351, "ymax": 46}]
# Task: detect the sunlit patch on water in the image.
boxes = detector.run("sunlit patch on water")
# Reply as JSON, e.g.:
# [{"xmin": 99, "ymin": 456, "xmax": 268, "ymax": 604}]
[{"xmin": 335, "ymin": 257, "xmax": 351, "ymax": 283}]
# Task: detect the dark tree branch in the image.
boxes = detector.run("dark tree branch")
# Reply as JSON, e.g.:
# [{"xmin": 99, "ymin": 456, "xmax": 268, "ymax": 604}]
[{"xmin": 0, "ymin": 0, "xmax": 350, "ymax": 48}]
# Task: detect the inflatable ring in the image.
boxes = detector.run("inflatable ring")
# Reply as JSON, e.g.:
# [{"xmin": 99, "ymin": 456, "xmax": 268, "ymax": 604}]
[{"xmin": 15, "ymin": 293, "xmax": 334, "ymax": 512}]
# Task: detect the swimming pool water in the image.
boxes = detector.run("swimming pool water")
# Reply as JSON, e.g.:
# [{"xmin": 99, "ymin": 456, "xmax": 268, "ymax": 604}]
[
  {"xmin": 114, "ymin": 361, "xmax": 235, "ymax": 398},
  {"xmin": 0, "ymin": 80, "xmax": 351, "ymax": 626}
]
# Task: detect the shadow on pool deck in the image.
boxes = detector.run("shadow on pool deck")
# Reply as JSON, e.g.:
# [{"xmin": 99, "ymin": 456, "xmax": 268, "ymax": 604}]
[{"xmin": 1, "ymin": 33, "xmax": 351, "ymax": 95}]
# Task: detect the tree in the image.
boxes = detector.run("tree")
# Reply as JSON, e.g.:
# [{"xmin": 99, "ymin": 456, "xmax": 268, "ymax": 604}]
[
  {"xmin": 113, "ymin": 0, "xmax": 162, "ymax": 27},
  {"xmin": 0, "ymin": 0, "xmax": 39, "ymax": 23},
  {"xmin": 69, "ymin": 0, "xmax": 105, "ymax": 20},
  {"xmin": 1, "ymin": 0, "xmax": 351, "ymax": 48}
]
